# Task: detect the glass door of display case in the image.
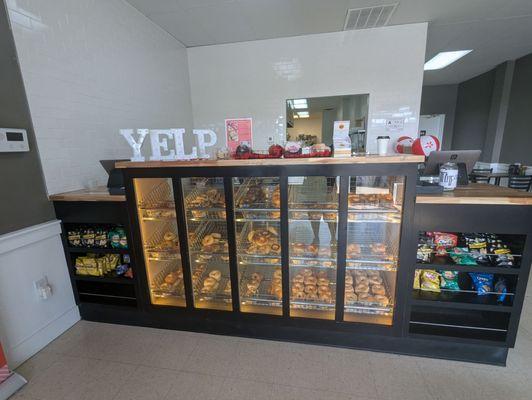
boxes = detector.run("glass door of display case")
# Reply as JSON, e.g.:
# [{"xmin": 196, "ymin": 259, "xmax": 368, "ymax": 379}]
[
  {"xmin": 233, "ymin": 177, "xmax": 282, "ymax": 315},
  {"xmin": 182, "ymin": 177, "xmax": 233, "ymax": 311},
  {"xmin": 134, "ymin": 178, "xmax": 185, "ymax": 307},
  {"xmin": 343, "ymin": 176, "xmax": 404, "ymax": 325},
  {"xmin": 288, "ymin": 176, "xmax": 338, "ymax": 320}
]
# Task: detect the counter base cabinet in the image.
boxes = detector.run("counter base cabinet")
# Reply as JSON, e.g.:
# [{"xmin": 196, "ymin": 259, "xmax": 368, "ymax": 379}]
[
  {"xmin": 79, "ymin": 302, "xmax": 509, "ymax": 366},
  {"xmin": 110, "ymin": 162, "xmax": 532, "ymax": 366}
]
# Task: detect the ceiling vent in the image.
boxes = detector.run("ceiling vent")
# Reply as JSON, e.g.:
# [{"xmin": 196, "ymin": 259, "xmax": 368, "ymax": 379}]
[{"xmin": 343, "ymin": 3, "xmax": 398, "ymax": 30}]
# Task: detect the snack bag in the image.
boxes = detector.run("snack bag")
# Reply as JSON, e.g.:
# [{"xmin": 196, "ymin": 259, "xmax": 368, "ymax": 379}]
[
  {"xmin": 420, "ymin": 270, "xmax": 440, "ymax": 292},
  {"xmin": 413, "ymin": 269, "xmax": 421, "ymax": 290},
  {"xmin": 494, "ymin": 277, "xmax": 508, "ymax": 302},
  {"xmin": 449, "ymin": 248, "xmax": 477, "ymax": 265},
  {"xmin": 469, "ymin": 273, "xmax": 493, "ymax": 295},
  {"xmin": 440, "ymin": 270, "xmax": 460, "ymax": 290},
  {"xmin": 114, "ymin": 227, "xmax": 128, "ymax": 249},
  {"xmin": 108, "ymin": 228, "xmax": 121, "ymax": 248},
  {"xmin": 95, "ymin": 227, "xmax": 108, "ymax": 248},
  {"xmin": 464, "ymin": 234, "xmax": 490, "ymax": 265},
  {"xmin": 81, "ymin": 228, "xmax": 95, "ymax": 247},
  {"xmin": 417, "ymin": 244, "xmax": 433, "ymax": 263},
  {"xmin": 67, "ymin": 228, "xmax": 82, "ymax": 247},
  {"xmin": 434, "ymin": 232, "xmax": 458, "ymax": 249}
]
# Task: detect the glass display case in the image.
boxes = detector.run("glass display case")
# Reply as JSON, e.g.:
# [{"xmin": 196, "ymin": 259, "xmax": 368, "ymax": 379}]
[
  {"xmin": 134, "ymin": 178, "xmax": 185, "ymax": 307},
  {"xmin": 288, "ymin": 176, "xmax": 338, "ymax": 320},
  {"xmin": 344, "ymin": 176, "xmax": 404, "ymax": 325},
  {"xmin": 233, "ymin": 177, "xmax": 282, "ymax": 315},
  {"xmin": 182, "ymin": 177, "xmax": 232, "ymax": 311},
  {"xmin": 131, "ymin": 169, "xmax": 408, "ymax": 326}
]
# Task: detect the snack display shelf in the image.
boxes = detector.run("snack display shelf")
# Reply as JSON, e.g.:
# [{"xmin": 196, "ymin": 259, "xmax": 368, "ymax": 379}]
[
  {"xmin": 68, "ymin": 247, "xmax": 129, "ymax": 254},
  {"xmin": 414, "ymin": 262, "xmax": 520, "ymax": 275},
  {"xmin": 74, "ymin": 275, "xmax": 135, "ymax": 285},
  {"xmin": 412, "ymin": 289, "xmax": 514, "ymax": 309}
]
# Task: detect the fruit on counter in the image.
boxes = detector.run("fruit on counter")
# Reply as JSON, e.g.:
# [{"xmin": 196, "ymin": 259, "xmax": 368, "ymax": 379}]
[
  {"xmin": 235, "ymin": 143, "xmax": 251, "ymax": 157},
  {"xmin": 268, "ymin": 144, "xmax": 284, "ymax": 158}
]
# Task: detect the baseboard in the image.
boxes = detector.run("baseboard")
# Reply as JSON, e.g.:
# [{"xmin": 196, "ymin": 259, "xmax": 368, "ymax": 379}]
[{"xmin": 7, "ymin": 306, "xmax": 80, "ymax": 369}]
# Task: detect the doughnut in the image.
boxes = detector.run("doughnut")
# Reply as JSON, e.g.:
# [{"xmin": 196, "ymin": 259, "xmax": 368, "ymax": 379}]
[
  {"xmin": 164, "ymin": 232, "xmax": 177, "ymax": 242},
  {"xmin": 247, "ymin": 281, "xmax": 260, "ymax": 292},
  {"xmin": 250, "ymin": 272, "xmax": 263, "ymax": 282},
  {"xmin": 293, "ymin": 274, "xmax": 305, "ymax": 283},
  {"xmin": 358, "ymin": 292, "xmax": 370, "ymax": 301},
  {"xmin": 164, "ymin": 272, "xmax": 179, "ymax": 284},
  {"xmin": 209, "ymin": 270, "xmax": 222, "ymax": 281},
  {"xmin": 304, "ymin": 276, "xmax": 317, "ymax": 285},
  {"xmin": 372, "ymin": 284, "xmax": 386, "ymax": 296},
  {"xmin": 203, "ymin": 277, "xmax": 217, "ymax": 288},
  {"xmin": 306, "ymin": 292, "xmax": 318, "ymax": 301},
  {"xmin": 345, "ymin": 275, "xmax": 353, "ymax": 285},
  {"xmin": 355, "ymin": 283, "xmax": 370, "ymax": 294},
  {"xmin": 345, "ymin": 285, "xmax": 355, "ymax": 293},
  {"xmin": 369, "ymin": 276, "xmax": 383, "ymax": 285},
  {"xmin": 301, "ymin": 268, "xmax": 313, "ymax": 277},
  {"xmin": 307, "ymin": 244, "xmax": 318, "ymax": 254},
  {"xmin": 318, "ymin": 278, "xmax": 330, "ymax": 286},
  {"xmin": 304, "ymin": 285, "xmax": 317, "ymax": 294},
  {"xmin": 317, "ymin": 270, "xmax": 328, "ymax": 279},
  {"xmin": 293, "ymin": 291, "xmax": 306, "ymax": 299},
  {"xmin": 345, "ymin": 292, "xmax": 358, "ymax": 302},
  {"xmin": 202, "ymin": 235, "xmax": 215, "ymax": 246},
  {"xmin": 374, "ymin": 295, "xmax": 389, "ymax": 306},
  {"xmin": 270, "ymin": 243, "xmax": 281, "ymax": 253},
  {"xmin": 318, "ymin": 285, "xmax": 330, "ymax": 294},
  {"xmin": 292, "ymin": 282, "xmax": 305, "ymax": 292},
  {"xmin": 355, "ymin": 276, "xmax": 368, "ymax": 285},
  {"xmin": 273, "ymin": 269, "xmax": 282, "ymax": 280}
]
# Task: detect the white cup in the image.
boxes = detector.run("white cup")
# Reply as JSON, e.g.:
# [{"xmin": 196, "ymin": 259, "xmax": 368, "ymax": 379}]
[{"xmin": 377, "ymin": 136, "xmax": 390, "ymax": 156}]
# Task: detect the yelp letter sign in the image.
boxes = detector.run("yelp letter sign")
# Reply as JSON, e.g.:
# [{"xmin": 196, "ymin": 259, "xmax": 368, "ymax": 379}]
[{"xmin": 120, "ymin": 128, "xmax": 217, "ymax": 161}]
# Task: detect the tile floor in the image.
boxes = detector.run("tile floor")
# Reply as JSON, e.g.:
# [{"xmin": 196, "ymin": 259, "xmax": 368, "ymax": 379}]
[{"xmin": 12, "ymin": 285, "xmax": 532, "ymax": 400}]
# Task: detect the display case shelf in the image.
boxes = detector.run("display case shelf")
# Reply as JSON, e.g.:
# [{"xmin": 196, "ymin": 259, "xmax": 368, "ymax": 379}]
[
  {"xmin": 414, "ymin": 262, "xmax": 520, "ymax": 275},
  {"xmin": 68, "ymin": 247, "xmax": 129, "ymax": 254},
  {"xmin": 74, "ymin": 275, "xmax": 135, "ymax": 285},
  {"xmin": 411, "ymin": 290, "xmax": 513, "ymax": 312}
]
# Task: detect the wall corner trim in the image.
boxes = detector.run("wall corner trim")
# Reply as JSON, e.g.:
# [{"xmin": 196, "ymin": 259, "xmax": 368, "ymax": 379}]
[{"xmin": 0, "ymin": 220, "xmax": 61, "ymax": 255}]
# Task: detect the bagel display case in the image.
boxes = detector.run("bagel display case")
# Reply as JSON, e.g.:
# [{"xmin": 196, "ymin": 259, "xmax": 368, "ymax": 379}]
[{"xmin": 105, "ymin": 156, "xmax": 532, "ymax": 365}]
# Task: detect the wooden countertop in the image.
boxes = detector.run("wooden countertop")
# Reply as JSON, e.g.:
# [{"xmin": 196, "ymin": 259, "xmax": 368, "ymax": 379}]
[
  {"xmin": 49, "ymin": 186, "xmax": 125, "ymax": 202},
  {"xmin": 416, "ymin": 183, "xmax": 532, "ymax": 206},
  {"xmin": 115, "ymin": 154, "xmax": 425, "ymax": 169}
]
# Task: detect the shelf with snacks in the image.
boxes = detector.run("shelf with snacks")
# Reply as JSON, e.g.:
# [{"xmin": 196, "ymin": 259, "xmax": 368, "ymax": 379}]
[
  {"xmin": 72, "ymin": 251, "xmax": 133, "ymax": 282},
  {"xmin": 412, "ymin": 288, "xmax": 514, "ymax": 309},
  {"xmin": 68, "ymin": 247, "xmax": 129, "ymax": 254},
  {"xmin": 414, "ymin": 262, "xmax": 520, "ymax": 275},
  {"xmin": 74, "ymin": 274, "xmax": 135, "ymax": 285}
]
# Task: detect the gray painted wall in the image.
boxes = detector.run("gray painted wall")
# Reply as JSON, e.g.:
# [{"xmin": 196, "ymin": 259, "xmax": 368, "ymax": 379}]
[
  {"xmin": 500, "ymin": 53, "xmax": 532, "ymax": 165},
  {"xmin": 420, "ymin": 85, "xmax": 458, "ymax": 150},
  {"xmin": 0, "ymin": 1, "xmax": 55, "ymax": 235},
  {"xmin": 452, "ymin": 69, "xmax": 496, "ymax": 161}
]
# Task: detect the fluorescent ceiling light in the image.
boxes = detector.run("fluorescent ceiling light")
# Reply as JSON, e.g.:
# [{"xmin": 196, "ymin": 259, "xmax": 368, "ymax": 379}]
[
  {"xmin": 293, "ymin": 99, "xmax": 307, "ymax": 105},
  {"xmin": 298, "ymin": 111, "xmax": 309, "ymax": 118},
  {"xmin": 424, "ymin": 50, "xmax": 472, "ymax": 71},
  {"xmin": 293, "ymin": 103, "xmax": 307, "ymax": 109},
  {"xmin": 298, "ymin": 115, "xmax": 309, "ymax": 118}
]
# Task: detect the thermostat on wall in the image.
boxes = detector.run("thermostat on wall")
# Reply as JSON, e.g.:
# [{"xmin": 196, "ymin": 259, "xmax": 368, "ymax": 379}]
[{"xmin": 0, "ymin": 128, "xmax": 29, "ymax": 152}]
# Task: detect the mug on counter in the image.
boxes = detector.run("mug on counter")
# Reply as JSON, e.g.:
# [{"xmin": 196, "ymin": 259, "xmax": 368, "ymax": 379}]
[{"xmin": 377, "ymin": 136, "xmax": 390, "ymax": 156}]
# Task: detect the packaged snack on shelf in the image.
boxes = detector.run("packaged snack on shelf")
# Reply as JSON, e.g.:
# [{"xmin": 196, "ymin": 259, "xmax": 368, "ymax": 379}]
[
  {"xmin": 109, "ymin": 227, "xmax": 127, "ymax": 249},
  {"xmin": 417, "ymin": 244, "xmax": 433, "ymax": 263},
  {"xmin": 464, "ymin": 233, "xmax": 490, "ymax": 265},
  {"xmin": 420, "ymin": 270, "xmax": 440, "ymax": 292},
  {"xmin": 449, "ymin": 247, "xmax": 477, "ymax": 265},
  {"xmin": 75, "ymin": 255, "xmax": 102, "ymax": 276},
  {"xmin": 469, "ymin": 273, "xmax": 493, "ymax": 295},
  {"xmin": 81, "ymin": 227, "xmax": 95, "ymax": 247},
  {"xmin": 487, "ymin": 235, "xmax": 515, "ymax": 267},
  {"xmin": 413, "ymin": 269, "xmax": 421, "ymax": 290},
  {"xmin": 433, "ymin": 232, "xmax": 458, "ymax": 249},
  {"xmin": 94, "ymin": 227, "xmax": 108, "ymax": 248},
  {"xmin": 494, "ymin": 277, "xmax": 508, "ymax": 302},
  {"xmin": 67, "ymin": 227, "xmax": 82, "ymax": 247},
  {"xmin": 440, "ymin": 270, "xmax": 460, "ymax": 290}
]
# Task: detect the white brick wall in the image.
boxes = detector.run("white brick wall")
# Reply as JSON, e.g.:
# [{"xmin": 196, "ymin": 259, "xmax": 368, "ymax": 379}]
[{"xmin": 7, "ymin": 0, "xmax": 193, "ymax": 194}]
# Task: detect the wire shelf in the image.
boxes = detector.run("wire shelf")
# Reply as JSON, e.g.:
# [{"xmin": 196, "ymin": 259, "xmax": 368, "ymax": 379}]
[
  {"xmin": 238, "ymin": 265, "xmax": 282, "ymax": 308},
  {"xmin": 137, "ymin": 180, "xmax": 174, "ymax": 209},
  {"xmin": 187, "ymin": 221, "xmax": 229, "ymax": 254},
  {"xmin": 150, "ymin": 261, "xmax": 185, "ymax": 300}
]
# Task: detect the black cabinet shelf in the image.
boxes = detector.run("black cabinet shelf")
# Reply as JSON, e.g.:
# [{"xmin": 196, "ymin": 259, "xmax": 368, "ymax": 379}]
[
  {"xmin": 73, "ymin": 275, "xmax": 135, "ymax": 285},
  {"xmin": 411, "ymin": 289, "xmax": 513, "ymax": 312},
  {"xmin": 68, "ymin": 247, "xmax": 129, "ymax": 254},
  {"xmin": 414, "ymin": 262, "xmax": 520, "ymax": 275}
]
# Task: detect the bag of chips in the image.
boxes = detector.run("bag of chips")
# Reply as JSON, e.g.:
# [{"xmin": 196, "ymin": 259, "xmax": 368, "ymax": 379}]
[
  {"xmin": 494, "ymin": 277, "xmax": 508, "ymax": 303},
  {"xmin": 420, "ymin": 270, "xmax": 440, "ymax": 292},
  {"xmin": 417, "ymin": 244, "xmax": 433, "ymax": 263},
  {"xmin": 94, "ymin": 227, "xmax": 108, "ymax": 248},
  {"xmin": 440, "ymin": 270, "xmax": 460, "ymax": 290},
  {"xmin": 413, "ymin": 269, "xmax": 421, "ymax": 290},
  {"xmin": 449, "ymin": 247, "xmax": 477, "ymax": 265},
  {"xmin": 67, "ymin": 227, "xmax": 82, "ymax": 247},
  {"xmin": 434, "ymin": 232, "xmax": 458, "ymax": 249},
  {"xmin": 469, "ymin": 273, "xmax": 493, "ymax": 295},
  {"xmin": 81, "ymin": 228, "xmax": 95, "ymax": 248}
]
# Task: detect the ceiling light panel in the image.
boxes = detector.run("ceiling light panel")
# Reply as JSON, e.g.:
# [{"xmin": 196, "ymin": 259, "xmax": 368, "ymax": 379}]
[{"xmin": 424, "ymin": 50, "xmax": 473, "ymax": 70}]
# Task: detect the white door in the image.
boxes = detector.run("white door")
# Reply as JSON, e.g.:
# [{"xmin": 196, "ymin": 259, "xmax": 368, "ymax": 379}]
[{"xmin": 419, "ymin": 114, "xmax": 445, "ymax": 146}]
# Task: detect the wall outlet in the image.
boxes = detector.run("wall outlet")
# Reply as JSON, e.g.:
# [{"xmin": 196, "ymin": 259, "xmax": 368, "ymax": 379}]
[{"xmin": 34, "ymin": 277, "xmax": 53, "ymax": 300}]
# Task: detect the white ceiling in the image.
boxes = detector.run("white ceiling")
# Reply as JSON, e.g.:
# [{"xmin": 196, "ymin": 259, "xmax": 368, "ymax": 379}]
[{"xmin": 126, "ymin": 0, "xmax": 532, "ymax": 85}]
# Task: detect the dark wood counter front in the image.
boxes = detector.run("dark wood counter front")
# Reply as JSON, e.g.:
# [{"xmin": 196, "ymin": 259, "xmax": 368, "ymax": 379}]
[
  {"xmin": 416, "ymin": 183, "xmax": 532, "ymax": 206},
  {"xmin": 49, "ymin": 186, "xmax": 125, "ymax": 202},
  {"xmin": 115, "ymin": 154, "xmax": 425, "ymax": 169}
]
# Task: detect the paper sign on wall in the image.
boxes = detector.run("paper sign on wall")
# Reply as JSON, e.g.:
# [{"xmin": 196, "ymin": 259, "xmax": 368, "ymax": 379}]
[
  {"xmin": 385, "ymin": 118, "xmax": 404, "ymax": 131},
  {"xmin": 225, "ymin": 118, "xmax": 252, "ymax": 154}
]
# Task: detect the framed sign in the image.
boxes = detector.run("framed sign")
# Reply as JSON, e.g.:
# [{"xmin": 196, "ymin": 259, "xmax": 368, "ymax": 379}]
[{"xmin": 225, "ymin": 118, "xmax": 252, "ymax": 154}]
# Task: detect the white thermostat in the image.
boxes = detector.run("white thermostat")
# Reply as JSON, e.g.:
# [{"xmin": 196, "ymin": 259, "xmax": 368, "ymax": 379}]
[{"xmin": 0, "ymin": 128, "xmax": 29, "ymax": 152}]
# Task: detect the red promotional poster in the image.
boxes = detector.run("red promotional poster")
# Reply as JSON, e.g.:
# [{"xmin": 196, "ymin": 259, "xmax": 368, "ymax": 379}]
[
  {"xmin": 0, "ymin": 344, "xmax": 9, "ymax": 385},
  {"xmin": 225, "ymin": 118, "xmax": 252, "ymax": 154}
]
